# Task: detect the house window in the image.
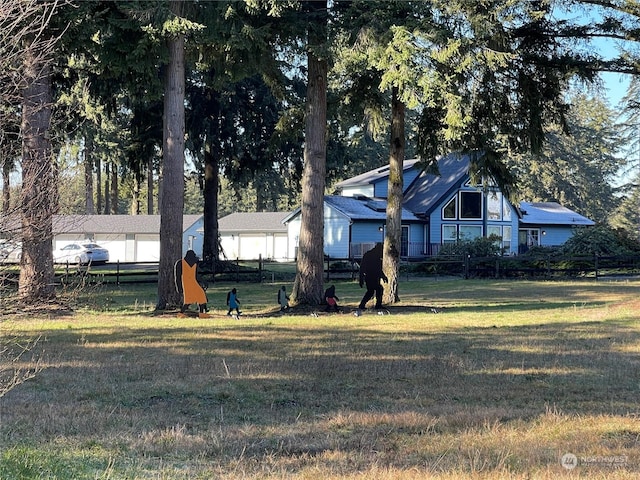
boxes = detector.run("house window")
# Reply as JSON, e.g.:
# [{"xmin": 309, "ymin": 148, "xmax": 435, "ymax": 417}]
[
  {"xmin": 503, "ymin": 197, "xmax": 512, "ymax": 221},
  {"xmin": 442, "ymin": 196, "xmax": 457, "ymax": 219},
  {"xmin": 487, "ymin": 192, "xmax": 502, "ymax": 220},
  {"xmin": 459, "ymin": 191, "xmax": 482, "ymax": 219},
  {"xmin": 518, "ymin": 228, "xmax": 540, "ymax": 253},
  {"xmin": 459, "ymin": 225, "xmax": 482, "ymax": 240},
  {"xmin": 487, "ymin": 225, "xmax": 501, "ymax": 239},
  {"xmin": 503, "ymin": 226, "xmax": 512, "ymax": 252},
  {"xmin": 487, "ymin": 225, "xmax": 513, "ymax": 254},
  {"xmin": 442, "ymin": 225, "xmax": 458, "ymax": 243}
]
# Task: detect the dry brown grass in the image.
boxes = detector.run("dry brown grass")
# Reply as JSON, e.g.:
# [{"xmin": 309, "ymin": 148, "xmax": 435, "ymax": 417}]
[{"xmin": 0, "ymin": 279, "xmax": 639, "ymax": 478}]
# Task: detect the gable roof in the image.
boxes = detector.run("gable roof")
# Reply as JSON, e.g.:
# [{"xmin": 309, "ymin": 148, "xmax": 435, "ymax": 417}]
[
  {"xmin": 218, "ymin": 212, "xmax": 289, "ymax": 233},
  {"xmin": 51, "ymin": 215, "xmax": 203, "ymax": 234},
  {"xmin": 402, "ymin": 153, "xmax": 472, "ymax": 215},
  {"xmin": 519, "ymin": 202, "xmax": 594, "ymax": 226},
  {"xmin": 326, "ymin": 196, "xmax": 421, "ymax": 221},
  {"xmin": 283, "ymin": 196, "xmax": 421, "ymax": 223},
  {"xmin": 335, "ymin": 159, "xmax": 422, "ymax": 191}
]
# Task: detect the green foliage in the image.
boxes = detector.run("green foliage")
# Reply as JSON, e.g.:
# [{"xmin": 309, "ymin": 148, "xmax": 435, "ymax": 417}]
[
  {"xmin": 509, "ymin": 92, "xmax": 623, "ymax": 223},
  {"xmin": 436, "ymin": 234, "xmax": 502, "ymax": 257},
  {"xmin": 0, "ymin": 446, "xmax": 109, "ymax": 480},
  {"xmin": 560, "ymin": 225, "xmax": 640, "ymax": 256}
]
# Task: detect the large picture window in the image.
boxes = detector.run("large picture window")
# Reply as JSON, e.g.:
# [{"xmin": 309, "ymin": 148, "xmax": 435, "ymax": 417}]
[{"xmin": 459, "ymin": 191, "xmax": 482, "ymax": 219}]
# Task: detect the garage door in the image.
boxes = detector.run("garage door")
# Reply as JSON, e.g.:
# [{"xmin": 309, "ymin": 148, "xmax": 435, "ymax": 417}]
[
  {"xmin": 94, "ymin": 234, "xmax": 126, "ymax": 263},
  {"xmin": 136, "ymin": 234, "xmax": 160, "ymax": 262},
  {"xmin": 239, "ymin": 235, "xmax": 267, "ymax": 260}
]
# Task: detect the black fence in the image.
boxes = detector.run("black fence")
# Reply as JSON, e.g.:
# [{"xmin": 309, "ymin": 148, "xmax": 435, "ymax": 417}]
[
  {"xmin": 3, "ymin": 254, "xmax": 640, "ymax": 290},
  {"xmin": 407, "ymin": 253, "xmax": 640, "ymax": 279}
]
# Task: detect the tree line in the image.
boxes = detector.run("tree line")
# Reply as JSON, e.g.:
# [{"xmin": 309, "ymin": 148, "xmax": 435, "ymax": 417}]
[{"xmin": 1, "ymin": 0, "xmax": 639, "ymax": 309}]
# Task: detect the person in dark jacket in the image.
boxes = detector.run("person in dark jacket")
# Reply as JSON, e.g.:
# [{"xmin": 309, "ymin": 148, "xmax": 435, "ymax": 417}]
[{"xmin": 357, "ymin": 243, "xmax": 387, "ymax": 313}]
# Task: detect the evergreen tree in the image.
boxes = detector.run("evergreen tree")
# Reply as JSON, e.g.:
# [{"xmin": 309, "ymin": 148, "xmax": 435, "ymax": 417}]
[
  {"xmin": 157, "ymin": 1, "xmax": 202, "ymax": 310},
  {"xmin": 20, "ymin": 25, "xmax": 57, "ymax": 301},
  {"xmin": 291, "ymin": 0, "xmax": 329, "ymax": 306},
  {"xmin": 511, "ymin": 92, "xmax": 623, "ymax": 223}
]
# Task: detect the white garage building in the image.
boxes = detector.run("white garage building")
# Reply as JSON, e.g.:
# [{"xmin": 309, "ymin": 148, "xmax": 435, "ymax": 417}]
[
  {"xmin": 218, "ymin": 212, "xmax": 290, "ymax": 261},
  {"xmin": 52, "ymin": 215, "xmax": 204, "ymax": 262}
]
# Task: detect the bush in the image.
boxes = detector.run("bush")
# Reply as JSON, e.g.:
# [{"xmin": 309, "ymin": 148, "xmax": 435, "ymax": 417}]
[
  {"xmin": 328, "ymin": 260, "xmax": 359, "ymax": 272},
  {"xmin": 437, "ymin": 235, "xmax": 502, "ymax": 257},
  {"xmin": 561, "ymin": 225, "xmax": 640, "ymax": 256}
]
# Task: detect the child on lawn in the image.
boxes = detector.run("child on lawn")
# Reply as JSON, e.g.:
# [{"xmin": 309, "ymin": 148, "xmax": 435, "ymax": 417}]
[{"xmin": 226, "ymin": 288, "xmax": 241, "ymax": 316}]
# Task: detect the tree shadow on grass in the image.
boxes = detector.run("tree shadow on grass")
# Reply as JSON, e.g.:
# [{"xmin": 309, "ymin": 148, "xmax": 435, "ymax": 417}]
[{"xmin": 3, "ymin": 311, "xmax": 640, "ymax": 476}]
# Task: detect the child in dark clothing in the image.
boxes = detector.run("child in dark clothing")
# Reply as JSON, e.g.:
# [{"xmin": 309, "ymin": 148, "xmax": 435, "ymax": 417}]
[{"xmin": 324, "ymin": 285, "xmax": 340, "ymax": 312}]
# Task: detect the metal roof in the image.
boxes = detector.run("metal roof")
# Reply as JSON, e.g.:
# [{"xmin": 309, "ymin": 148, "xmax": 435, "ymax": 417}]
[{"xmin": 519, "ymin": 202, "xmax": 595, "ymax": 226}]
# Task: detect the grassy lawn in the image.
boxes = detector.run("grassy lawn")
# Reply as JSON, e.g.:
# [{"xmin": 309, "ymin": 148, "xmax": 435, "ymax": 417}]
[{"xmin": 1, "ymin": 278, "xmax": 639, "ymax": 479}]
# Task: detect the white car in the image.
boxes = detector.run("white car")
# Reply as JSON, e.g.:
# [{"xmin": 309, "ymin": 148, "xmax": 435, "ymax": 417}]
[
  {"xmin": 0, "ymin": 240, "xmax": 21, "ymax": 263},
  {"xmin": 53, "ymin": 243, "xmax": 109, "ymax": 265}
]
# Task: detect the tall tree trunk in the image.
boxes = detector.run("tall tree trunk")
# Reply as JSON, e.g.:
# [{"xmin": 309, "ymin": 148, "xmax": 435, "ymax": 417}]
[
  {"xmin": 84, "ymin": 134, "xmax": 95, "ymax": 214},
  {"xmin": 383, "ymin": 86, "xmax": 404, "ymax": 304},
  {"xmin": 110, "ymin": 160, "xmax": 118, "ymax": 214},
  {"xmin": 255, "ymin": 173, "xmax": 265, "ymax": 212},
  {"xmin": 156, "ymin": 1, "xmax": 185, "ymax": 310},
  {"xmin": 291, "ymin": 0, "xmax": 328, "ymax": 306},
  {"xmin": 147, "ymin": 156, "xmax": 154, "ymax": 214},
  {"xmin": 19, "ymin": 46, "xmax": 55, "ymax": 301},
  {"xmin": 131, "ymin": 170, "xmax": 141, "ymax": 215},
  {"xmin": 104, "ymin": 162, "xmax": 110, "ymax": 214},
  {"xmin": 202, "ymin": 137, "xmax": 219, "ymax": 265},
  {"xmin": 96, "ymin": 154, "xmax": 102, "ymax": 214}
]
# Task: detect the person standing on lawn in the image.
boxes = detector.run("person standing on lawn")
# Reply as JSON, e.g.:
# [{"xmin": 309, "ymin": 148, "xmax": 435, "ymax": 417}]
[{"xmin": 357, "ymin": 243, "xmax": 387, "ymax": 314}]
